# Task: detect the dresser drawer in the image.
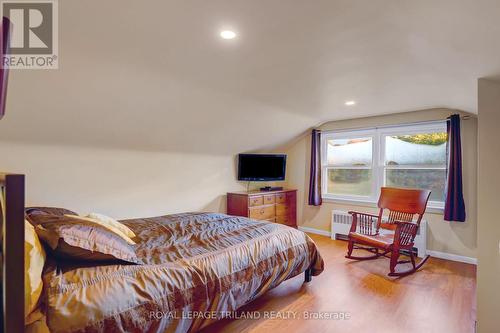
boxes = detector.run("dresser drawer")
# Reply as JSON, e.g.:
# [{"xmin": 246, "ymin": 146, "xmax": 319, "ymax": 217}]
[
  {"xmin": 276, "ymin": 193, "xmax": 286, "ymax": 204},
  {"xmin": 276, "ymin": 203, "xmax": 289, "ymax": 216},
  {"xmin": 248, "ymin": 196, "xmax": 264, "ymax": 207},
  {"xmin": 276, "ymin": 215, "xmax": 291, "ymax": 225},
  {"xmin": 249, "ymin": 205, "xmax": 275, "ymax": 220},
  {"xmin": 263, "ymin": 194, "xmax": 276, "ymax": 205},
  {"xmin": 227, "ymin": 190, "xmax": 297, "ymax": 228}
]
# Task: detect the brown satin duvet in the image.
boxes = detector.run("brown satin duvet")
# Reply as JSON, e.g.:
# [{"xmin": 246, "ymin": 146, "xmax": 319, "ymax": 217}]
[{"xmin": 43, "ymin": 213, "xmax": 324, "ymax": 333}]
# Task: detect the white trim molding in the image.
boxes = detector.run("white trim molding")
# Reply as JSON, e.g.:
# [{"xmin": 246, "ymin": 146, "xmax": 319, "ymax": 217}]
[
  {"xmin": 298, "ymin": 226, "xmax": 330, "ymax": 237},
  {"xmin": 426, "ymin": 250, "xmax": 477, "ymax": 265},
  {"xmin": 298, "ymin": 226, "xmax": 477, "ymax": 265}
]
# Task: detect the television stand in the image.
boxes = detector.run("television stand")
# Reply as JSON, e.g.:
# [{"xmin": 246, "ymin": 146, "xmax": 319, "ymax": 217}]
[
  {"xmin": 227, "ymin": 189, "xmax": 297, "ymax": 227},
  {"xmin": 260, "ymin": 186, "xmax": 283, "ymax": 191}
]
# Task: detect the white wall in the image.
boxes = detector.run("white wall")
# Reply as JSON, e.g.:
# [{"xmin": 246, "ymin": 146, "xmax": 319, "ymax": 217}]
[
  {"xmin": 477, "ymin": 78, "xmax": 500, "ymax": 332},
  {"xmin": 0, "ymin": 141, "xmax": 247, "ymax": 218}
]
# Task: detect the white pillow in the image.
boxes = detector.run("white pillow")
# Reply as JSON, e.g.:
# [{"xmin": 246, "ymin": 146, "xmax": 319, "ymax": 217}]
[
  {"xmin": 86, "ymin": 213, "xmax": 136, "ymax": 238},
  {"xmin": 64, "ymin": 214, "xmax": 136, "ymax": 245}
]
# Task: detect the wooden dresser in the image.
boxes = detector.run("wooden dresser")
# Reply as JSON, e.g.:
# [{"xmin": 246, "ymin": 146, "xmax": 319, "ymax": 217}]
[{"xmin": 226, "ymin": 189, "xmax": 297, "ymax": 228}]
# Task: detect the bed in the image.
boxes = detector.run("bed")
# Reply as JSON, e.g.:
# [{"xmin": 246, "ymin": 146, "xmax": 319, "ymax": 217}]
[{"xmin": 1, "ymin": 177, "xmax": 324, "ymax": 333}]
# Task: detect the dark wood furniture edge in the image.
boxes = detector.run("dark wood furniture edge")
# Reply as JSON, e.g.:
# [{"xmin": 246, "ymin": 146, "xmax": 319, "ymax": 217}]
[
  {"xmin": 227, "ymin": 189, "xmax": 298, "ymax": 195},
  {"xmin": 1, "ymin": 174, "xmax": 25, "ymax": 333},
  {"xmin": 304, "ymin": 268, "xmax": 312, "ymax": 283}
]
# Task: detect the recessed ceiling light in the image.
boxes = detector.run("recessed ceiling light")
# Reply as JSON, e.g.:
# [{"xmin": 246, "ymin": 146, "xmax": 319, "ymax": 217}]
[
  {"xmin": 345, "ymin": 100, "xmax": 356, "ymax": 106},
  {"xmin": 220, "ymin": 30, "xmax": 237, "ymax": 39}
]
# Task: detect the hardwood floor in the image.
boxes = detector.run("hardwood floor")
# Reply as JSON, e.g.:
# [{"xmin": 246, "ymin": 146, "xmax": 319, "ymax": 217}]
[{"xmin": 200, "ymin": 234, "xmax": 476, "ymax": 333}]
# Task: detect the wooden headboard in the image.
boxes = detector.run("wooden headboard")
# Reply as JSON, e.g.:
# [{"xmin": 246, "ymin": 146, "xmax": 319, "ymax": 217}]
[{"xmin": 0, "ymin": 173, "xmax": 24, "ymax": 333}]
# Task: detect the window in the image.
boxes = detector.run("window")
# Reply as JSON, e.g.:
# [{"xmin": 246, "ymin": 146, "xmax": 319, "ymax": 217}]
[
  {"xmin": 322, "ymin": 130, "xmax": 376, "ymax": 200},
  {"xmin": 321, "ymin": 123, "xmax": 447, "ymax": 208}
]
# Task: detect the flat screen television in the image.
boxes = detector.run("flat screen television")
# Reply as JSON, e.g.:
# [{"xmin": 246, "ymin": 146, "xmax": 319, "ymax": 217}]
[{"xmin": 238, "ymin": 154, "xmax": 287, "ymax": 181}]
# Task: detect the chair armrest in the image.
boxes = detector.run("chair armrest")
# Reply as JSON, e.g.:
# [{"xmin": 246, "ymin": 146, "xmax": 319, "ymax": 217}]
[
  {"xmin": 348, "ymin": 211, "xmax": 379, "ymax": 219},
  {"xmin": 394, "ymin": 221, "xmax": 418, "ymax": 247},
  {"xmin": 348, "ymin": 211, "xmax": 379, "ymax": 235}
]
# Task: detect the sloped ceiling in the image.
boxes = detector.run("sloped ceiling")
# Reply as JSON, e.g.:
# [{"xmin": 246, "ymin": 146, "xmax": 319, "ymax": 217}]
[{"xmin": 1, "ymin": 0, "xmax": 499, "ymax": 154}]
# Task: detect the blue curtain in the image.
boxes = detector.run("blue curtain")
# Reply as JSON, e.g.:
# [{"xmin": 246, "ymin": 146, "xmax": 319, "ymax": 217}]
[
  {"xmin": 308, "ymin": 129, "xmax": 322, "ymax": 206},
  {"xmin": 1, "ymin": 17, "xmax": 11, "ymax": 120},
  {"xmin": 444, "ymin": 114, "xmax": 466, "ymax": 221}
]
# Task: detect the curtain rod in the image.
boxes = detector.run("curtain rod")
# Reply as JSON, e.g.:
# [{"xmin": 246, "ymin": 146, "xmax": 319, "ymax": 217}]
[{"xmin": 316, "ymin": 115, "xmax": 472, "ymax": 132}]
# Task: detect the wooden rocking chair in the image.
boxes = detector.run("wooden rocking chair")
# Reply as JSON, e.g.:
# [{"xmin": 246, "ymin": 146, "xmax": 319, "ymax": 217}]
[{"xmin": 345, "ymin": 187, "xmax": 431, "ymax": 277}]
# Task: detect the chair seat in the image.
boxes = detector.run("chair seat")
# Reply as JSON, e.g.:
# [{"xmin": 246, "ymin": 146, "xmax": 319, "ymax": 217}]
[{"xmin": 348, "ymin": 232, "xmax": 395, "ymax": 249}]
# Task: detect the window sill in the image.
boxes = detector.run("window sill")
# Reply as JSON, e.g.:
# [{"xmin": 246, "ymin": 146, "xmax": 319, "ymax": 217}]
[{"xmin": 320, "ymin": 196, "xmax": 445, "ymax": 214}]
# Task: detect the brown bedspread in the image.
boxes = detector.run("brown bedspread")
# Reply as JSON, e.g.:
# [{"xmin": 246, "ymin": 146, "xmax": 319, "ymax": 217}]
[{"xmin": 43, "ymin": 213, "xmax": 324, "ymax": 333}]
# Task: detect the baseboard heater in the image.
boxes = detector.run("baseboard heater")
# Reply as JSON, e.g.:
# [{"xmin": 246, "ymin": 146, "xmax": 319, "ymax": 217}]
[{"xmin": 331, "ymin": 210, "xmax": 427, "ymax": 258}]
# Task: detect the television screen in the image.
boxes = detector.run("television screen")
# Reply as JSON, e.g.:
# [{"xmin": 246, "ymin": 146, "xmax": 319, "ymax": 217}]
[{"xmin": 238, "ymin": 154, "xmax": 287, "ymax": 181}]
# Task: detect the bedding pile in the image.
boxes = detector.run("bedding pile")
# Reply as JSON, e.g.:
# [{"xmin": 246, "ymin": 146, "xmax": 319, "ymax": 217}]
[{"xmin": 40, "ymin": 212, "xmax": 324, "ymax": 332}]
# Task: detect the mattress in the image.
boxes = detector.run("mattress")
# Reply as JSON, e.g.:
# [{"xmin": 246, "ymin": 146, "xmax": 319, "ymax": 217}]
[{"xmin": 42, "ymin": 212, "xmax": 324, "ymax": 332}]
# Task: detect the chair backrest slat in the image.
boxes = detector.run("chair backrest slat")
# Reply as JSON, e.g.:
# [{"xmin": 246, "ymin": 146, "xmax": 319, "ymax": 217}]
[
  {"xmin": 378, "ymin": 187, "xmax": 431, "ymax": 215},
  {"xmin": 377, "ymin": 187, "xmax": 431, "ymax": 231}
]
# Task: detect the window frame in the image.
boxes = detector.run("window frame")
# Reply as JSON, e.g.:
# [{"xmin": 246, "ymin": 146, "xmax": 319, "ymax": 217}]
[
  {"xmin": 321, "ymin": 122, "xmax": 447, "ymax": 210},
  {"xmin": 321, "ymin": 129, "xmax": 379, "ymax": 204}
]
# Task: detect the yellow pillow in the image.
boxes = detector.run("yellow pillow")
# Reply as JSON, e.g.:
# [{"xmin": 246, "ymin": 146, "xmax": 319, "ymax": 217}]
[
  {"xmin": 64, "ymin": 214, "xmax": 136, "ymax": 245},
  {"xmin": 25, "ymin": 309, "xmax": 50, "ymax": 333},
  {"xmin": 86, "ymin": 212, "xmax": 136, "ymax": 238},
  {"xmin": 25, "ymin": 221, "xmax": 46, "ymax": 322}
]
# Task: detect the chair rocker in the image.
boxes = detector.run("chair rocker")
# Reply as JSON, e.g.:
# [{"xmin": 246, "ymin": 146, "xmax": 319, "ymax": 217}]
[{"xmin": 345, "ymin": 187, "xmax": 432, "ymax": 277}]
